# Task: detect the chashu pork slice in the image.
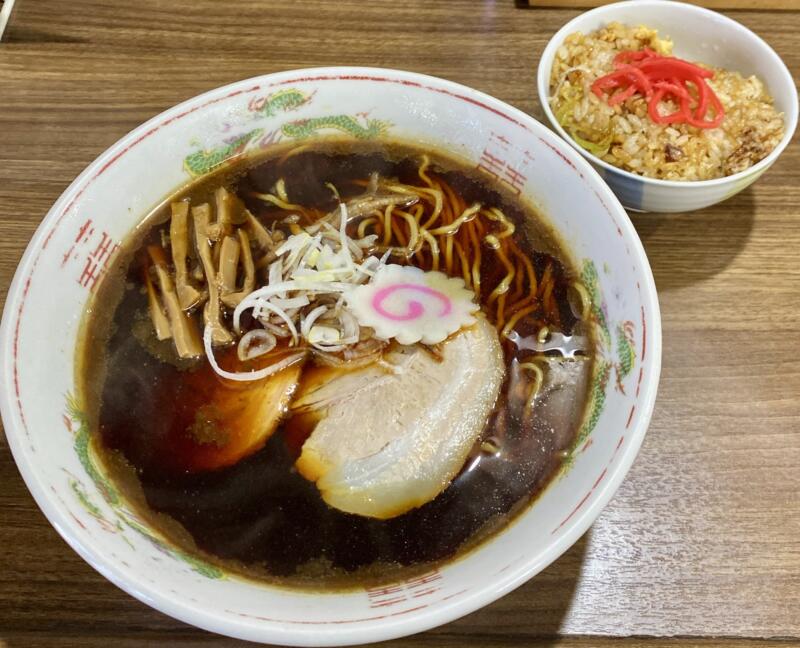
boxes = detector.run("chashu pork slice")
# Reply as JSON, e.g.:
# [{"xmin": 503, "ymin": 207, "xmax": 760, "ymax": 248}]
[{"xmin": 293, "ymin": 315, "xmax": 505, "ymax": 519}]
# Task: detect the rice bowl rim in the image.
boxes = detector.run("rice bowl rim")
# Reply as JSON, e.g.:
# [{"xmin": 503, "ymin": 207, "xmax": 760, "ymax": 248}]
[{"xmin": 536, "ymin": 0, "xmax": 798, "ymax": 188}]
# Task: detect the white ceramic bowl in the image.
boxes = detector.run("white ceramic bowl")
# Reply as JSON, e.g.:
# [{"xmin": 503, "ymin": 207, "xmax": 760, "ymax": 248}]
[
  {"xmin": 0, "ymin": 67, "xmax": 661, "ymax": 645},
  {"xmin": 537, "ymin": 0, "xmax": 798, "ymax": 213}
]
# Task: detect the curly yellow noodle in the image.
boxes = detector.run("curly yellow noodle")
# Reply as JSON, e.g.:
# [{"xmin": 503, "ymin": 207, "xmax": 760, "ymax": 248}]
[
  {"xmin": 441, "ymin": 180, "xmax": 465, "ymax": 217},
  {"xmin": 487, "ymin": 244, "xmax": 516, "ymax": 305},
  {"xmin": 418, "ymin": 155, "xmax": 434, "ymax": 188},
  {"xmin": 466, "ymin": 220, "xmax": 482, "ymax": 296},
  {"xmin": 420, "ymin": 230, "xmax": 440, "ymax": 271},
  {"xmin": 453, "ymin": 240, "xmax": 472, "ymax": 289},
  {"xmin": 385, "ymin": 183, "xmax": 443, "ymax": 222},
  {"xmin": 324, "ymin": 182, "xmax": 341, "ymax": 202},
  {"xmin": 542, "ymin": 280, "xmax": 554, "ymax": 314},
  {"xmin": 570, "ymin": 281, "xmax": 591, "ymax": 321},
  {"xmin": 518, "ymin": 361, "xmax": 544, "ymax": 417},
  {"xmin": 395, "ymin": 210, "xmax": 420, "ymax": 253},
  {"xmin": 444, "ymin": 234, "xmax": 454, "ymax": 275},
  {"xmin": 501, "ymin": 303, "xmax": 538, "ymax": 339},
  {"xmin": 505, "ymin": 295, "xmax": 537, "ymax": 322},
  {"xmin": 357, "ymin": 217, "xmax": 379, "ymax": 239},
  {"xmin": 515, "ymin": 245, "xmax": 538, "ymax": 297},
  {"xmin": 252, "ymin": 192, "xmax": 306, "ymax": 213},
  {"xmin": 275, "ymin": 178, "xmax": 290, "ymax": 203},
  {"xmin": 437, "ymin": 181, "xmax": 456, "ymax": 223},
  {"xmin": 277, "ymin": 143, "xmax": 312, "ymax": 164},
  {"xmin": 428, "ymin": 203, "xmax": 481, "ymax": 236},
  {"xmin": 485, "ymin": 207, "xmax": 516, "ymax": 239},
  {"xmin": 539, "ymin": 262, "xmax": 553, "ymax": 295},
  {"xmin": 382, "ymin": 204, "xmax": 394, "ymax": 247},
  {"xmin": 537, "ymin": 326, "xmax": 550, "ymax": 344},
  {"xmin": 387, "ymin": 185, "xmax": 441, "ymax": 230}
]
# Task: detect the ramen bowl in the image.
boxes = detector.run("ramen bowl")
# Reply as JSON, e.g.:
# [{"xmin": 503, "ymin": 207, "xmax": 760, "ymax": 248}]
[
  {"xmin": 537, "ymin": 0, "xmax": 798, "ymax": 213},
  {"xmin": 0, "ymin": 67, "xmax": 661, "ymax": 645}
]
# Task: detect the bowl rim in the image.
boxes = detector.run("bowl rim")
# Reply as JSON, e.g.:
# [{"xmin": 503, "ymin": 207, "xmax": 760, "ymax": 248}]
[
  {"xmin": 536, "ymin": 0, "xmax": 799, "ymax": 188},
  {"xmin": 0, "ymin": 66, "xmax": 662, "ymax": 645}
]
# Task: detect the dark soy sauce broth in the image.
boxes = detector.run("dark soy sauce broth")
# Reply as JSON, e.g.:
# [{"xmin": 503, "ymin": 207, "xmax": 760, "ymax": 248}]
[{"xmin": 81, "ymin": 141, "xmax": 594, "ymax": 587}]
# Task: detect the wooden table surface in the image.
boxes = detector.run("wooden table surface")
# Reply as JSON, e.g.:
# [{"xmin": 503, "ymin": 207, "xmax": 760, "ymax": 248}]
[{"xmin": 1, "ymin": 1, "xmax": 798, "ymax": 646}]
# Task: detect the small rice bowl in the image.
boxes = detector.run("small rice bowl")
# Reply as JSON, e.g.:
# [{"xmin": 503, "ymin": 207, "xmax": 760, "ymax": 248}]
[{"xmin": 549, "ymin": 23, "xmax": 785, "ymax": 181}]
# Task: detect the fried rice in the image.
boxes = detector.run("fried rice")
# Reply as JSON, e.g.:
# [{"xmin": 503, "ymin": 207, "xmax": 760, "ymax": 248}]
[{"xmin": 549, "ymin": 23, "xmax": 785, "ymax": 181}]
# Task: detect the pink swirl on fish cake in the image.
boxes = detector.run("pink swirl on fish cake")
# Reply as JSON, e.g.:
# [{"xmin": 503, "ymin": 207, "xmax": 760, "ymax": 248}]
[{"xmin": 371, "ymin": 283, "xmax": 453, "ymax": 321}]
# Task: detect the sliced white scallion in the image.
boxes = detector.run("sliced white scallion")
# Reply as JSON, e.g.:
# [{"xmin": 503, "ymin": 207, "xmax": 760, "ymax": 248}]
[
  {"xmin": 261, "ymin": 320, "xmax": 292, "ymax": 338},
  {"xmin": 308, "ymin": 325, "xmax": 343, "ymax": 346},
  {"xmin": 301, "ymin": 305, "xmax": 328, "ymax": 339},
  {"xmin": 271, "ymin": 295, "xmax": 310, "ymax": 310},
  {"xmin": 226, "ymin": 201, "xmax": 386, "ymax": 359},
  {"xmin": 204, "ymin": 325, "xmax": 304, "ymax": 382},
  {"xmin": 237, "ymin": 329, "xmax": 277, "ymax": 361}
]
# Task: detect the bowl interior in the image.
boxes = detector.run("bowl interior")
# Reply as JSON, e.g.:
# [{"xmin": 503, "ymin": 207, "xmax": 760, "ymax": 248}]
[{"xmin": 0, "ymin": 68, "xmax": 660, "ymax": 645}]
